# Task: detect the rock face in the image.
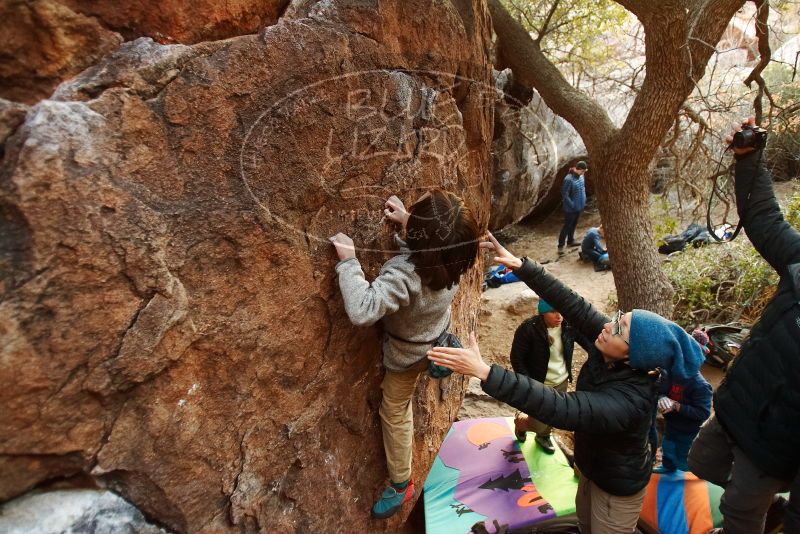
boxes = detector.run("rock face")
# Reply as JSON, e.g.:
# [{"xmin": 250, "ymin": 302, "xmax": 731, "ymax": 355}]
[
  {"xmin": 0, "ymin": 0, "xmax": 297, "ymax": 106},
  {"xmin": 0, "ymin": 99, "xmax": 29, "ymax": 158},
  {"xmin": 0, "ymin": 1, "xmax": 493, "ymax": 532},
  {"xmin": 0, "ymin": 489, "xmax": 168, "ymax": 534},
  {"xmin": 0, "ymin": 0, "xmax": 123, "ymax": 104},
  {"xmin": 58, "ymin": 0, "xmax": 291, "ymax": 44},
  {"xmin": 490, "ymin": 69, "xmax": 586, "ymax": 230}
]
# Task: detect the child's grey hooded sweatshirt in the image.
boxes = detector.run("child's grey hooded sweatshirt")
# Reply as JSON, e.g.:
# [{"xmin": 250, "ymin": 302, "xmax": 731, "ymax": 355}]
[{"xmin": 335, "ymin": 252, "xmax": 457, "ymax": 372}]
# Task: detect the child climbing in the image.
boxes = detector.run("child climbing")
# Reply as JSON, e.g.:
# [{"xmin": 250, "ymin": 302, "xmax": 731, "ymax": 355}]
[{"xmin": 329, "ymin": 189, "xmax": 480, "ymax": 519}]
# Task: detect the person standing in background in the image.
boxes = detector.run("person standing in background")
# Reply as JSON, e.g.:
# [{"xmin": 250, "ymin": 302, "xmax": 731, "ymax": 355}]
[{"xmin": 558, "ymin": 161, "xmax": 588, "ymax": 255}]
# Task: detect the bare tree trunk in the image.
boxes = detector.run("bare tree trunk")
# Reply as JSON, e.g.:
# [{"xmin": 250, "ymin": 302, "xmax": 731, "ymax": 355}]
[{"xmin": 489, "ymin": 0, "xmax": 746, "ymax": 316}]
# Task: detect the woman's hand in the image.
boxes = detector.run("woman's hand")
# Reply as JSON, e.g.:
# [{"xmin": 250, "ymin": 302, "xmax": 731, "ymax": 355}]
[
  {"xmin": 384, "ymin": 195, "xmax": 410, "ymax": 229},
  {"xmin": 329, "ymin": 232, "xmax": 356, "ymax": 261},
  {"xmin": 480, "ymin": 232, "xmax": 523, "ymax": 270},
  {"xmin": 427, "ymin": 332, "xmax": 491, "ymax": 381}
]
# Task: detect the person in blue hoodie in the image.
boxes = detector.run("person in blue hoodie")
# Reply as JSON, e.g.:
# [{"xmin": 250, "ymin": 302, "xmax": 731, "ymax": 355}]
[
  {"xmin": 558, "ymin": 160, "xmax": 588, "ymax": 255},
  {"xmin": 580, "ymin": 225, "xmax": 610, "ymax": 271},
  {"xmin": 654, "ymin": 367, "xmax": 712, "ymax": 473}
]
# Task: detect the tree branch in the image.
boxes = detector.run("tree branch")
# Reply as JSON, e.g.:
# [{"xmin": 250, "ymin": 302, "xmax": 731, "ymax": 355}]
[
  {"xmin": 687, "ymin": 0, "xmax": 748, "ymax": 80},
  {"xmin": 616, "ymin": 0, "xmax": 745, "ymax": 160},
  {"xmin": 506, "ymin": 0, "xmax": 539, "ymax": 35},
  {"xmin": 743, "ymin": 0, "xmax": 773, "ymax": 123},
  {"xmin": 488, "ymin": 0, "xmax": 615, "ymax": 153},
  {"xmin": 613, "ymin": 0, "xmax": 654, "ymax": 19},
  {"xmin": 542, "ymin": 10, "xmax": 595, "ymax": 40},
  {"xmin": 535, "ymin": 0, "xmax": 561, "ymax": 44}
]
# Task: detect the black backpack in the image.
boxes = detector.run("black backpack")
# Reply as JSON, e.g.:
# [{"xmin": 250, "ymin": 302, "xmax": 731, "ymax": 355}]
[{"xmin": 703, "ymin": 324, "xmax": 750, "ymax": 368}]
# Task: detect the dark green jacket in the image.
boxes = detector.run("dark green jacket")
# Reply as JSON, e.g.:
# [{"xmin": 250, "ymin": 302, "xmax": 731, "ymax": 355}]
[
  {"xmin": 482, "ymin": 259, "xmax": 657, "ymax": 496},
  {"xmin": 715, "ymin": 151, "xmax": 800, "ymax": 480}
]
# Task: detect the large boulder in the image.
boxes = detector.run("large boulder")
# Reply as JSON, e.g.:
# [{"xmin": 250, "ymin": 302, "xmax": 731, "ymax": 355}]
[
  {"xmin": 489, "ymin": 69, "xmax": 585, "ymax": 230},
  {"xmin": 0, "ymin": 0, "xmax": 123, "ymax": 104},
  {"xmin": 0, "ymin": 1, "xmax": 493, "ymax": 532}
]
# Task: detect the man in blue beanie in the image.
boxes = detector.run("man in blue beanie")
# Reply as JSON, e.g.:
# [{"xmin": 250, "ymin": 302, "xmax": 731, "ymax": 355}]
[{"xmin": 510, "ymin": 299, "xmax": 592, "ymax": 453}]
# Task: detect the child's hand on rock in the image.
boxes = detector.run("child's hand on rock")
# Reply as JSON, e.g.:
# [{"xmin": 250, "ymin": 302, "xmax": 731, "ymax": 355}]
[
  {"xmin": 329, "ymin": 232, "xmax": 356, "ymax": 261},
  {"xmin": 384, "ymin": 195, "xmax": 409, "ymax": 228}
]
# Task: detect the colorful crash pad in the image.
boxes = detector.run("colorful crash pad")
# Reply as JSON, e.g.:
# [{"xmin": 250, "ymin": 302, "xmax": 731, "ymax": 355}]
[
  {"xmin": 424, "ymin": 417, "xmax": 578, "ymax": 534},
  {"xmin": 639, "ymin": 470, "xmax": 724, "ymax": 534}
]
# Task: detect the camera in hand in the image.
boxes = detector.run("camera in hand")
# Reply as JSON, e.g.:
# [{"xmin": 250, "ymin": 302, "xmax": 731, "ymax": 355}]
[{"xmin": 732, "ymin": 124, "xmax": 768, "ymax": 150}]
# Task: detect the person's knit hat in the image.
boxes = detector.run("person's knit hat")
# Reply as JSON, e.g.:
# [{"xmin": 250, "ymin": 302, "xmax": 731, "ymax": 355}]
[
  {"xmin": 627, "ymin": 309, "xmax": 704, "ymax": 379},
  {"xmin": 538, "ymin": 299, "xmax": 555, "ymax": 314},
  {"xmin": 575, "ymin": 161, "xmax": 588, "ymax": 170},
  {"xmin": 691, "ymin": 328, "xmax": 711, "ymax": 355}
]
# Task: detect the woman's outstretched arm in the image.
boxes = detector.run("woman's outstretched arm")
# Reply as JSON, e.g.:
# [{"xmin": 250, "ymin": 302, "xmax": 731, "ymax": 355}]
[{"xmin": 484, "ymin": 233, "xmax": 608, "ymax": 341}]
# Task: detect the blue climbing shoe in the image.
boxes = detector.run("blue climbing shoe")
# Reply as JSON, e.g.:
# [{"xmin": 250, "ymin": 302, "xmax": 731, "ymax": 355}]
[{"xmin": 371, "ymin": 480, "xmax": 415, "ymax": 519}]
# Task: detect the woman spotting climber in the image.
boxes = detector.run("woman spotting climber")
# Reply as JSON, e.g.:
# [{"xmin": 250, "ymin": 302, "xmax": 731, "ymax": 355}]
[
  {"xmin": 329, "ymin": 189, "xmax": 480, "ymax": 519},
  {"xmin": 427, "ymin": 232, "xmax": 707, "ymax": 533}
]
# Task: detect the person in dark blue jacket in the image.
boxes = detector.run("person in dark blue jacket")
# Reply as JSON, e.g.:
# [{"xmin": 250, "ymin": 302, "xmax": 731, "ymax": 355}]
[
  {"xmin": 654, "ymin": 368, "xmax": 712, "ymax": 473},
  {"xmin": 688, "ymin": 118, "xmax": 799, "ymax": 534},
  {"xmin": 580, "ymin": 225, "xmax": 610, "ymax": 271},
  {"xmin": 558, "ymin": 161, "xmax": 588, "ymax": 254}
]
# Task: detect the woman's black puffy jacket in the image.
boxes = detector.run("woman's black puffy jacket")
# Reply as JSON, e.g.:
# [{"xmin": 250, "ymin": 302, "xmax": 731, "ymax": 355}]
[{"xmin": 482, "ymin": 258, "xmax": 658, "ymax": 496}]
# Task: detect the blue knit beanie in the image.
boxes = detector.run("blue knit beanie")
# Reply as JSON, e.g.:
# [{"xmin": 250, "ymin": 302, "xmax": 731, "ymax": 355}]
[
  {"xmin": 627, "ymin": 309, "xmax": 704, "ymax": 379},
  {"xmin": 538, "ymin": 299, "xmax": 555, "ymax": 314}
]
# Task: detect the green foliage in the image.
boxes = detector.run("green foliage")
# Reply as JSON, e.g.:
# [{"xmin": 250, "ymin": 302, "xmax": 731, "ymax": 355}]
[
  {"xmin": 500, "ymin": 0, "xmax": 630, "ymax": 70},
  {"xmin": 786, "ymin": 189, "xmax": 800, "ymax": 228},
  {"xmin": 651, "ymin": 196, "xmax": 678, "ymax": 246},
  {"xmin": 665, "ymin": 190, "xmax": 800, "ymax": 327},
  {"xmin": 606, "ymin": 290, "xmax": 618, "ymax": 313}
]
